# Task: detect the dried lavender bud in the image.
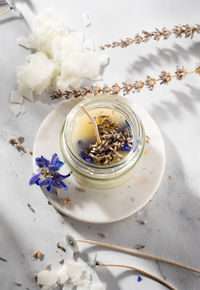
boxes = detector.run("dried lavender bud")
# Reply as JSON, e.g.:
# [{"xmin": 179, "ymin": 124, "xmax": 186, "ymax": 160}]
[
  {"xmin": 111, "ymin": 83, "xmax": 122, "ymax": 95},
  {"xmin": 172, "ymin": 25, "xmax": 184, "ymax": 38},
  {"xmin": 133, "ymin": 81, "xmax": 144, "ymax": 92},
  {"xmin": 57, "ymin": 242, "xmax": 66, "ymax": 252},
  {"xmin": 122, "ymin": 82, "xmax": 134, "ymax": 95},
  {"xmin": 153, "ymin": 28, "xmax": 162, "ymax": 41},
  {"xmin": 162, "ymin": 27, "xmax": 172, "ymax": 40},
  {"xmin": 111, "ymin": 42, "xmax": 119, "ymax": 48},
  {"xmin": 134, "ymin": 33, "xmax": 143, "ymax": 44},
  {"xmin": 142, "ymin": 31, "xmax": 152, "ymax": 42},
  {"xmin": 102, "ymin": 85, "xmax": 111, "ymax": 94},
  {"xmin": 175, "ymin": 66, "xmax": 187, "ymax": 80},
  {"xmin": 145, "ymin": 75, "xmax": 156, "ymax": 91},
  {"xmin": 126, "ymin": 37, "xmax": 134, "ymax": 45},
  {"xmin": 119, "ymin": 39, "xmax": 129, "ymax": 48},
  {"xmin": 159, "ymin": 71, "xmax": 172, "ymax": 84},
  {"xmin": 92, "ymin": 85, "xmax": 102, "ymax": 95},
  {"xmin": 33, "ymin": 250, "xmax": 44, "ymax": 260},
  {"xmin": 63, "ymin": 91, "xmax": 74, "ymax": 99},
  {"xmin": 184, "ymin": 24, "xmax": 195, "ymax": 38},
  {"xmin": 51, "ymin": 89, "xmax": 63, "ymax": 100}
]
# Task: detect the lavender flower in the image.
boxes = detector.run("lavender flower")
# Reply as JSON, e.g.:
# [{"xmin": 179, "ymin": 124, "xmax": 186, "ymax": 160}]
[
  {"xmin": 29, "ymin": 153, "xmax": 70, "ymax": 192},
  {"xmin": 175, "ymin": 66, "xmax": 186, "ymax": 80},
  {"xmin": 145, "ymin": 75, "xmax": 156, "ymax": 91},
  {"xmin": 162, "ymin": 27, "xmax": 172, "ymax": 40},
  {"xmin": 153, "ymin": 28, "xmax": 162, "ymax": 41},
  {"xmin": 134, "ymin": 33, "xmax": 143, "ymax": 44}
]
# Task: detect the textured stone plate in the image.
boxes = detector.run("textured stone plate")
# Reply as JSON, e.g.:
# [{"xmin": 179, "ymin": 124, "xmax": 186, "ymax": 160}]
[{"xmin": 33, "ymin": 99, "xmax": 165, "ymax": 223}]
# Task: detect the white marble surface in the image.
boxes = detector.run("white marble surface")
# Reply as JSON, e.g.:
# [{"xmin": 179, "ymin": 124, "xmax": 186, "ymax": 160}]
[{"xmin": 1, "ymin": 0, "xmax": 200, "ymax": 289}]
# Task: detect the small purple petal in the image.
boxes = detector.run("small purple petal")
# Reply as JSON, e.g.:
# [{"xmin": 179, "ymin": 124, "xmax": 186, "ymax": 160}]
[
  {"xmin": 29, "ymin": 173, "xmax": 41, "ymax": 185},
  {"xmin": 121, "ymin": 144, "xmax": 131, "ymax": 151},
  {"xmin": 35, "ymin": 156, "xmax": 50, "ymax": 168},
  {"xmin": 50, "ymin": 153, "xmax": 58, "ymax": 165},
  {"xmin": 46, "ymin": 182, "xmax": 54, "ymax": 192},
  {"xmin": 137, "ymin": 276, "xmax": 143, "ymax": 282},
  {"xmin": 54, "ymin": 160, "xmax": 64, "ymax": 170},
  {"xmin": 58, "ymin": 181, "xmax": 68, "ymax": 190}
]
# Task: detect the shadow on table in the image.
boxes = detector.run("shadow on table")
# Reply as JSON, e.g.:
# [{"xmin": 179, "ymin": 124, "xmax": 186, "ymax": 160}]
[
  {"xmin": 0, "ymin": 213, "xmax": 35, "ymax": 290},
  {"xmin": 147, "ymin": 84, "xmax": 200, "ymax": 126},
  {"xmin": 60, "ymin": 134, "xmax": 200, "ymax": 290},
  {"xmin": 126, "ymin": 41, "xmax": 200, "ymax": 77}
]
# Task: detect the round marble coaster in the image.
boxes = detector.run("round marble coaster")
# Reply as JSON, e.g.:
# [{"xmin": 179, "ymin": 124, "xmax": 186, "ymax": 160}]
[{"xmin": 33, "ymin": 99, "xmax": 165, "ymax": 223}]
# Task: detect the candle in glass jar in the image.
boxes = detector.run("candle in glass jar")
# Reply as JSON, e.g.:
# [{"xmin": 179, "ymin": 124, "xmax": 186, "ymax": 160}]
[{"xmin": 60, "ymin": 95, "xmax": 145, "ymax": 189}]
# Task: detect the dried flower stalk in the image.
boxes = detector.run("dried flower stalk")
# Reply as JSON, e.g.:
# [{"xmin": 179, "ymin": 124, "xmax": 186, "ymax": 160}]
[
  {"xmin": 50, "ymin": 65, "xmax": 200, "ymax": 100},
  {"xmin": 77, "ymin": 239, "xmax": 200, "ymax": 274},
  {"xmin": 100, "ymin": 24, "xmax": 200, "ymax": 50},
  {"xmin": 97, "ymin": 262, "xmax": 176, "ymax": 290}
]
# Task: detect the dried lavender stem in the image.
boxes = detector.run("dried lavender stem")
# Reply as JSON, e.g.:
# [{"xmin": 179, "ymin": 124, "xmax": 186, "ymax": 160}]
[
  {"xmin": 100, "ymin": 24, "xmax": 200, "ymax": 50},
  {"xmin": 80, "ymin": 104, "xmax": 101, "ymax": 144},
  {"xmin": 98, "ymin": 262, "xmax": 176, "ymax": 290},
  {"xmin": 0, "ymin": 7, "xmax": 11, "ymax": 17},
  {"xmin": 77, "ymin": 239, "xmax": 200, "ymax": 274},
  {"xmin": 51, "ymin": 65, "xmax": 200, "ymax": 100}
]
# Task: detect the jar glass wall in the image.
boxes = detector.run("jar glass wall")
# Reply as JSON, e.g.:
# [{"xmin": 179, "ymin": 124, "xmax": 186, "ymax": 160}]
[{"xmin": 60, "ymin": 95, "xmax": 145, "ymax": 189}]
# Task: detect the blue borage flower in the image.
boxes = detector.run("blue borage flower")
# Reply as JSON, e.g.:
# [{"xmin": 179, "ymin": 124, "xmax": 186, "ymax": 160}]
[
  {"xmin": 137, "ymin": 276, "xmax": 143, "ymax": 282},
  {"xmin": 79, "ymin": 151, "xmax": 93, "ymax": 163},
  {"xmin": 29, "ymin": 153, "xmax": 70, "ymax": 192},
  {"xmin": 121, "ymin": 135, "xmax": 133, "ymax": 152}
]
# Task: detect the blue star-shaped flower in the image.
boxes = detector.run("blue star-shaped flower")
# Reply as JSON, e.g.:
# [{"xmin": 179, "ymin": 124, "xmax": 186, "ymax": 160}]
[{"xmin": 29, "ymin": 153, "xmax": 70, "ymax": 192}]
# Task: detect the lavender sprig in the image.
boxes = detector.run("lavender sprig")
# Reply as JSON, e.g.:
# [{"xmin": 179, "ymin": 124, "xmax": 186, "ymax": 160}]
[
  {"xmin": 100, "ymin": 24, "xmax": 200, "ymax": 50},
  {"xmin": 50, "ymin": 65, "xmax": 200, "ymax": 99}
]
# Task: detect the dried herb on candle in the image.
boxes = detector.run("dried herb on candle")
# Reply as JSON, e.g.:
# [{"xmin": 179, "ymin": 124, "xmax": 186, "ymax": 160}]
[
  {"xmin": 50, "ymin": 65, "xmax": 200, "ymax": 99},
  {"xmin": 99, "ymin": 24, "xmax": 200, "ymax": 50},
  {"xmin": 78, "ymin": 116, "xmax": 133, "ymax": 165}
]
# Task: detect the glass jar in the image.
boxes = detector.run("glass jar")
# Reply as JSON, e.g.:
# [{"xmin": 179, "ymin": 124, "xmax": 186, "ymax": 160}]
[{"xmin": 60, "ymin": 95, "xmax": 145, "ymax": 189}]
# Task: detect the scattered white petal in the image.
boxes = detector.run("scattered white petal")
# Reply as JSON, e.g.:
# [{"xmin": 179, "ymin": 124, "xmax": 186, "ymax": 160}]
[
  {"xmin": 57, "ymin": 264, "xmax": 69, "ymax": 285},
  {"xmin": 99, "ymin": 55, "xmax": 109, "ymax": 66},
  {"xmin": 37, "ymin": 271, "xmax": 57, "ymax": 287},
  {"xmin": 9, "ymin": 105, "xmax": 21, "ymax": 117},
  {"xmin": 90, "ymin": 283, "xmax": 106, "ymax": 290},
  {"xmin": 16, "ymin": 36, "xmax": 32, "ymax": 49},
  {"xmin": 84, "ymin": 39, "xmax": 95, "ymax": 51},
  {"xmin": 10, "ymin": 91, "xmax": 24, "ymax": 104},
  {"xmin": 81, "ymin": 12, "xmax": 91, "ymax": 27}
]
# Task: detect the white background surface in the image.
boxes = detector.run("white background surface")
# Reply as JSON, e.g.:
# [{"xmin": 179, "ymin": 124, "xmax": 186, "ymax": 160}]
[{"xmin": 1, "ymin": 0, "xmax": 200, "ymax": 289}]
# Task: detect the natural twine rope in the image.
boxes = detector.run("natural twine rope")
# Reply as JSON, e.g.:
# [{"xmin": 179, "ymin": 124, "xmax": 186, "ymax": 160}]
[
  {"xmin": 99, "ymin": 262, "xmax": 176, "ymax": 290},
  {"xmin": 78, "ymin": 239, "xmax": 200, "ymax": 274}
]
